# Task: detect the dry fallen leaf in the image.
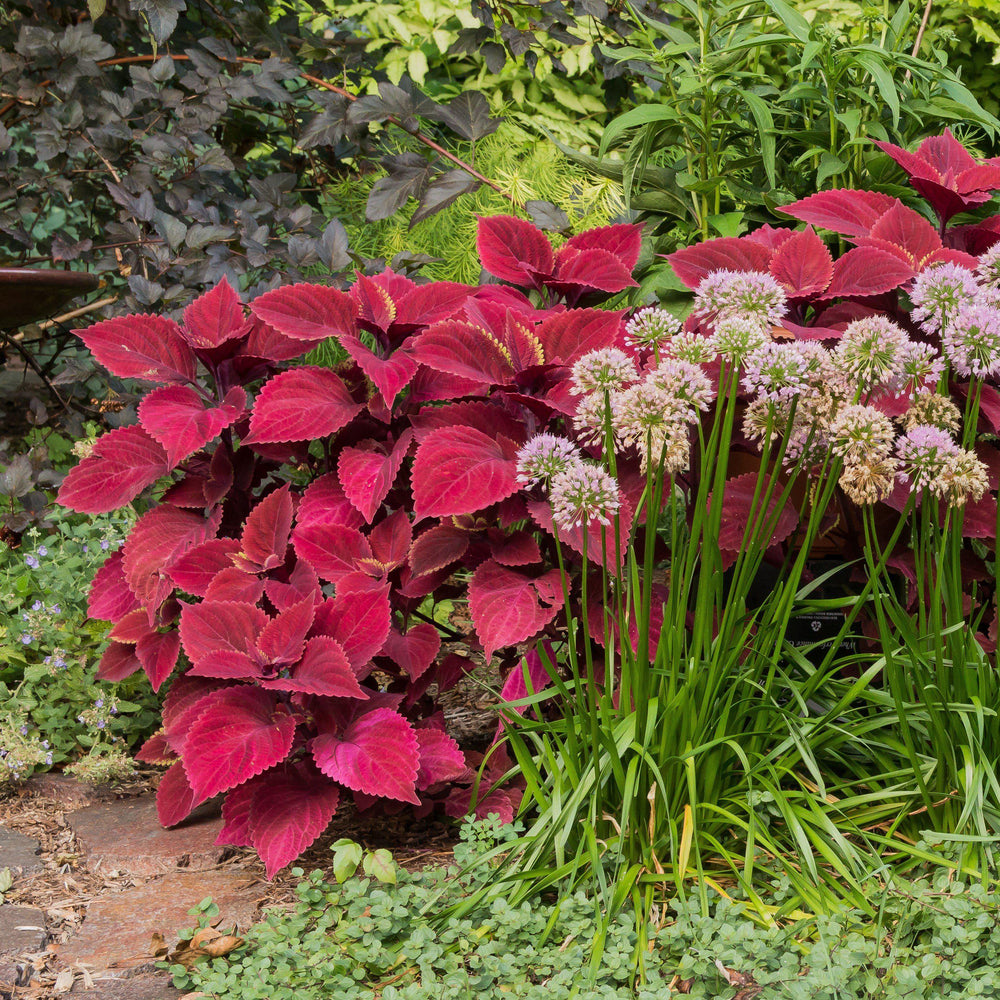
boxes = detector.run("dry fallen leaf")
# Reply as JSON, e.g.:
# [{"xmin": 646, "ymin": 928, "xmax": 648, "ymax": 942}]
[
  {"xmin": 149, "ymin": 931, "xmax": 169, "ymax": 958},
  {"xmin": 168, "ymin": 926, "xmax": 245, "ymax": 969},
  {"xmin": 52, "ymin": 969, "xmax": 75, "ymax": 994},
  {"xmin": 714, "ymin": 958, "xmax": 756, "ymax": 987}
]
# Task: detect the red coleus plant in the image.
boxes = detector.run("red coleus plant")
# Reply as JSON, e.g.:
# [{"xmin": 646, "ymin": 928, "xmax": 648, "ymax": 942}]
[{"xmin": 60, "ymin": 215, "xmax": 642, "ymax": 876}]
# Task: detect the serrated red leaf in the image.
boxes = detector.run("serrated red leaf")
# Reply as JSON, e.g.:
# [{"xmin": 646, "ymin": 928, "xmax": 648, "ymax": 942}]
[
  {"xmin": 248, "ymin": 764, "xmax": 342, "ymax": 878},
  {"xmin": 666, "ymin": 238, "xmax": 773, "ymax": 289},
  {"xmin": 123, "ymin": 505, "xmax": 220, "ymax": 608},
  {"xmin": 468, "ymin": 561, "xmax": 565, "ymax": 660},
  {"xmin": 183, "ymin": 687, "xmax": 297, "ymax": 799},
  {"xmin": 715, "ymin": 472, "xmax": 799, "ymax": 570},
  {"xmin": 368, "ymin": 509, "xmax": 412, "ymax": 570},
  {"xmin": 866, "ymin": 201, "xmax": 941, "ymax": 265},
  {"xmin": 477, "ymin": 215, "xmax": 554, "ymax": 286},
  {"xmin": 110, "ymin": 609, "xmax": 149, "ymax": 643},
  {"xmin": 183, "ymin": 277, "xmax": 248, "ymax": 348},
  {"xmin": 337, "ymin": 431, "xmax": 412, "ymax": 523},
  {"xmin": 257, "ymin": 597, "xmax": 315, "ymax": 665},
  {"xmin": 822, "ymin": 246, "xmax": 915, "ymax": 298},
  {"xmin": 77, "ymin": 314, "xmax": 196, "ymax": 383},
  {"xmin": 214, "ymin": 778, "xmax": 258, "ymax": 848},
  {"xmin": 244, "ymin": 367, "xmax": 361, "ymax": 444},
  {"xmin": 136, "ymin": 630, "xmax": 181, "ymax": 692},
  {"xmin": 157, "ymin": 760, "xmax": 202, "ymax": 827},
  {"xmin": 411, "ymin": 319, "xmax": 515, "ymax": 386},
  {"xmin": 136, "ymin": 731, "xmax": 175, "ymax": 765},
  {"xmin": 408, "ymin": 525, "xmax": 469, "ymax": 577},
  {"xmin": 311, "ymin": 707, "xmax": 420, "ymax": 804},
  {"xmin": 415, "ymin": 728, "xmax": 466, "ymax": 789},
  {"xmin": 204, "ymin": 567, "xmax": 266, "ymax": 604},
  {"xmin": 351, "ymin": 274, "xmax": 396, "ymax": 331},
  {"xmin": 296, "ymin": 473, "xmax": 365, "ymax": 529},
  {"xmin": 250, "ymin": 282, "xmax": 358, "ymax": 341},
  {"xmin": 88, "ymin": 550, "xmax": 139, "ymax": 622},
  {"xmin": 58, "ymin": 425, "xmax": 169, "ymax": 514},
  {"xmin": 242, "ymin": 317, "xmax": 323, "ymax": 362},
  {"xmin": 395, "ymin": 281, "xmax": 472, "ymax": 327},
  {"xmin": 536, "ymin": 308, "xmax": 623, "ymax": 366},
  {"xmin": 264, "ymin": 559, "xmax": 322, "ymax": 613},
  {"xmin": 139, "ymin": 385, "xmax": 246, "ymax": 467},
  {"xmin": 961, "ymin": 494, "xmax": 996, "ymax": 539},
  {"xmin": 550, "ymin": 247, "xmax": 638, "ymax": 295},
  {"xmin": 96, "ymin": 640, "xmax": 142, "ymax": 682},
  {"xmin": 768, "ymin": 226, "xmax": 833, "ymax": 298},
  {"xmin": 490, "ymin": 531, "xmax": 541, "ymax": 566},
  {"xmin": 167, "ymin": 538, "xmax": 242, "ymax": 596},
  {"xmin": 499, "ymin": 647, "xmax": 554, "ymax": 714},
  {"xmin": 382, "ymin": 624, "xmax": 440, "ymax": 683},
  {"xmin": 186, "ymin": 649, "xmax": 263, "ymax": 679},
  {"xmin": 241, "ymin": 487, "xmax": 295, "ymax": 572},
  {"xmin": 260, "ymin": 636, "xmax": 368, "ymax": 698},
  {"xmin": 179, "ymin": 600, "xmax": 266, "ymax": 665},
  {"xmin": 311, "ymin": 585, "xmax": 391, "ymax": 674},
  {"xmin": 338, "ymin": 332, "xmax": 417, "ymax": 407},
  {"xmin": 411, "ymin": 426, "xmax": 519, "ymax": 519},
  {"xmin": 292, "ymin": 523, "xmax": 372, "ymax": 583},
  {"xmin": 561, "ymin": 223, "xmax": 643, "ymax": 271},
  {"xmin": 778, "ymin": 189, "xmax": 898, "ymax": 237},
  {"xmin": 410, "ymin": 401, "xmax": 526, "ymax": 445}
]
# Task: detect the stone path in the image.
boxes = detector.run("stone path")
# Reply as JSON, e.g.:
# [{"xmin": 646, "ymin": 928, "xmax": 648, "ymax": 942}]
[{"xmin": 0, "ymin": 778, "xmax": 271, "ymax": 999}]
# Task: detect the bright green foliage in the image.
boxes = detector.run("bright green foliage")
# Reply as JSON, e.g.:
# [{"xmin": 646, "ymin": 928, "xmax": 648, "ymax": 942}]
[
  {"xmin": 172, "ymin": 820, "xmax": 1000, "ymax": 999},
  {"xmin": 326, "ymin": 123, "xmax": 625, "ymax": 284},
  {"xmin": 0, "ymin": 508, "xmax": 160, "ymax": 782}
]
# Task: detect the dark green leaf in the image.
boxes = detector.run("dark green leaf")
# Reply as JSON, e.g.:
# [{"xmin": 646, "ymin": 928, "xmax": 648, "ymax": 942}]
[{"xmin": 409, "ymin": 170, "xmax": 481, "ymax": 227}]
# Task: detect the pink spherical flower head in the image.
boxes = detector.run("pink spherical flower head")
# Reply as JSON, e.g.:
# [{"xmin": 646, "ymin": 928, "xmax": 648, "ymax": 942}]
[
  {"xmin": 516, "ymin": 434, "xmax": 581, "ymax": 488},
  {"xmin": 647, "ymin": 358, "xmax": 716, "ymax": 411},
  {"xmin": 910, "ymin": 263, "xmax": 980, "ymax": 335},
  {"xmin": 570, "ymin": 348, "xmax": 638, "ymax": 396},
  {"xmin": 742, "ymin": 342, "xmax": 811, "ymax": 401},
  {"xmin": 624, "ymin": 307, "xmax": 682, "ymax": 350},
  {"xmin": 941, "ymin": 302, "xmax": 1000, "ymax": 379},
  {"xmin": 549, "ymin": 463, "xmax": 621, "ymax": 530},
  {"xmin": 693, "ymin": 270, "xmax": 787, "ymax": 328},
  {"xmin": 832, "ymin": 316, "xmax": 910, "ymax": 391}
]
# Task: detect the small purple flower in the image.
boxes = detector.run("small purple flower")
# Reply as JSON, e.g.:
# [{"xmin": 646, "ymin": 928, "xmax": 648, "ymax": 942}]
[
  {"xmin": 100, "ymin": 540, "xmax": 110, "ymax": 551},
  {"xmin": 31, "ymin": 600, "xmax": 42, "ymax": 611},
  {"xmin": 95, "ymin": 698, "xmax": 104, "ymax": 709},
  {"xmin": 50, "ymin": 604, "xmax": 60, "ymax": 614},
  {"xmin": 82, "ymin": 544, "xmax": 88, "ymax": 553},
  {"xmin": 20, "ymin": 634, "xmax": 33, "ymax": 645},
  {"xmin": 44, "ymin": 753, "xmax": 52, "ymax": 766},
  {"xmin": 54, "ymin": 657, "xmax": 66, "ymax": 669},
  {"xmin": 25, "ymin": 555, "xmax": 39, "ymax": 569},
  {"xmin": 19, "ymin": 725, "xmax": 27, "ymax": 736},
  {"xmin": 97, "ymin": 720, "xmax": 106, "ymax": 730}
]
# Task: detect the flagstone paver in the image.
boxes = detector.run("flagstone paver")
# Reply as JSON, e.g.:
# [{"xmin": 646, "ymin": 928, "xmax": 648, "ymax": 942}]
[
  {"xmin": 69, "ymin": 972, "xmax": 182, "ymax": 998},
  {"xmin": 26, "ymin": 774, "xmax": 116, "ymax": 809},
  {"xmin": 0, "ymin": 903, "xmax": 47, "ymax": 955},
  {"xmin": 0, "ymin": 826, "xmax": 42, "ymax": 874},
  {"xmin": 67, "ymin": 796, "xmax": 227, "ymax": 876}
]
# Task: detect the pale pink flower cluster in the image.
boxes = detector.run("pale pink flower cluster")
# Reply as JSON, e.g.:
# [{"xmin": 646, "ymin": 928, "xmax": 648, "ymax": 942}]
[
  {"xmin": 896, "ymin": 425, "xmax": 988, "ymax": 506},
  {"xmin": 910, "ymin": 263, "xmax": 980, "ymax": 334},
  {"xmin": 569, "ymin": 348, "xmax": 638, "ymax": 396},
  {"xmin": 646, "ymin": 358, "xmax": 716, "ymax": 411},
  {"xmin": 515, "ymin": 434, "xmax": 620, "ymax": 529},
  {"xmin": 742, "ymin": 342, "xmax": 812, "ymax": 400},
  {"xmin": 713, "ymin": 315, "xmax": 769, "ymax": 363},
  {"xmin": 831, "ymin": 316, "xmax": 911, "ymax": 392},
  {"xmin": 664, "ymin": 329, "xmax": 718, "ymax": 365},
  {"xmin": 693, "ymin": 270, "xmax": 788, "ymax": 328},
  {"xmin": 624, "ymin": 307, "xmax": 681, "ymax": 349},
  {"xmin": 900, "ymin": 391, "xmax": 961, "ymax": 434},
  {"xmin": 828, "ymin": 404, "xmax": 896, "ymax": 464},
  {"xmin": 940, "ymin": 302, "xmax": 1000, "ymax": 379},
  {"xmin": 611, "ymin": 383, "xmax": 691, "ymax": 473},
  {"xmin": 977, "ymin": 244, "xmax": 1000, "ymax": 302}
]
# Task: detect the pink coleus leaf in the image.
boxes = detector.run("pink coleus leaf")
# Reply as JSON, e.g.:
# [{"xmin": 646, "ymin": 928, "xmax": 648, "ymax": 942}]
[
  {"xmin": 265, "ymin": 559, "xmax": 322, "ymax": 613},
  {"xmin": 527, "ymin": 494, "xmax": 634, "ymax": 575},
  {"xmin": 338, "ymin": 332, "xmax": 418, "ymax": 407},
  {"xmin": 156, "ymin": 760, "xmax": 202, "ymax": 828},
  {"xmin": 311, "ymin": 707, "xmax": 420, "ymax": 805},
  {"xmin": 139, "ymin": 385, "xmax": 246, "ymax": 467},
  {"xmin": 408, "ymin": 525, "xmax": 469, "ymax": 577},
  {"xmin": 135, "ymin": 731, "xmax": 175, "ymax": 765},
  {"xmin": 411, "ymin": 426, "xmax": 520, "ymax": 519},
  {"xmin": 256, "ymin": 597, "xmax": 315, "ymax": 665},
  {"xmin": 186, "ymin": 649, "xmax": 263, "ymax": 680},
  {"xmin": 337, "ymin": 431, "xmax": 412, "ymax": 523},
  {"xmin": 58, "ymin": 425, "xmax": 169, "ymax": 514},
  {"xmin": 110, "ymin": 609, "xmax": 149, "ymax": 643},
  {"xmin": 162, "ymin": 676, "xmax": 233, "ymax": 753},
  {"xmin": 499, "ymin": 646, "xmax": 554, "ymax": 716},
  {"xmin": 297, "ymin": 473, "xmax": 365, "ymax": 529},
  {"xmin": 394, "ymin": 281, "xmax": 473, "ymax": 327},
  {"xmin": 88, "ymin": 550, "xmax": 139, "ymax": 622},
  {"xmin": 291, "ymin": 523, "xmax": 372, "ymax": 583},
  {"xmin": 244, "ymin": 367, "xmax": 361, "ymax": 444},
  {"xmin": 415, "ymin": 728, "xmax": 466, "ymax": 789},
  {"xmin": 822, "ymin": 246, "xmax": 915, "ymax": 298},
  {"xmin": 260, "ymin": 636, "xmax": 368, "ymax": 698},
  {"xmin": 183, "ymin": 687, "xmax": 297, "ymax": 800},
  {"xmin": 242, "ymin": 317, "xmax": 323, "ymax": 362},
  {"xmin": 490, "ymin": 530, "xmax": 541, "ymax": 567},
  {"xmin": 778, "ymin": 189, "xmax": 898, "ymax": 237},
  {"xmin": 311, "ymin": 585, "xmax": 392, "ymax": 674},
  {"xmin": 715, "ymin": 472, "xmax": 800, "ymax": 570},
  {"xmin": 864, "ymin": 201, "xmax": 941, "ymax": 266},
  {"xmin": 123, "ymin": 505, "xmax": 221, "ymax": 608},
  {"xmin": 560, "ymin": 223, "xmax": 643, "ymax": 272},
  {"xmin": 382, "ymin": 624, "xmax": 440, "ymax": 683},
  {"xmin": 179, "ymin": 600, "xmax": 267, "ymax": 665},
  {"xmin": 666, "ymin": 237, "xmax": 773, "ymax": 289},
  {"xmin": 77, "ymin": 314, "xmax": 196, "ymax": 383},
  {"xmin": 182, "ymin": 277, "xmax": 248, "ymax": 348},
  {"xmin": 351, "ymin": 273, "xmax": 396, "ymax": 331},
  {"xmin": 167, "ymin": 538, "xmax": 242, "ymax": 597},
  {"xmin": 135, "ymin": 630, "xmax": 181, "ymax": 692},
  {"xmin": 250, "ymin": 282, "xmax": 358, "ymax": 341},
  {"xmin": 248, "ymin": 764, "xmax": 342, "ymax": 878},
  {"xmin": 768, "ymin": 226, "xmax": 833, "ymax": 298},
  {"xmin": 204, "ymin": 567, "xmax": 266, "ymax": 605},
  {"xmin": 96, "ymin": 641, "xmax": 142, "ymax": 682},
  {"xmin": 468, "ymin": 561, "xmax": 565, "ymax": 660},
  {"xmin": 477, "ymin": 215, "xmax": 554, "ymax": 286},
  {"xmin": 240, "ymin": 486, "xmax": 295, "ymax": 572},
  {"xmin": 214, "ymin": 778, "xmax": 258, "ymax": 848},
  {"xmin": 550, "ymin": 247, "xmax": 638, "ymax": 295},
  {"xmin": 368, "ymin": 509, "xmax": 412, "ymax": 571},
  {"xmin": 411, "ymin": 319, "xmax": 516, "ymax": 386},
  {"xmin": 410, "ymin": 401, "xmax": 526, "ymax": 445},
  {"xmin": 536, "ymin": 308, "xmax": 623, "ymax": 366}
]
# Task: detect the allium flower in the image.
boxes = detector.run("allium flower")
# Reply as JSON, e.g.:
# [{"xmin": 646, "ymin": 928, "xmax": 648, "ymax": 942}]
[
  {"xmin": 665, "ymin": 330, "xmax": 718, "ymax": 365},
  {"xmin": 624, "ymin": 307, "xmax": 681, "ymax": 348},
  {"xmin": 516, "ymin": 434, "xmax": 581, "ymax": 487},
  {"xmin": 742, "ymin": 343, "xmax": 811, "ymax": 400},
  {"xmin": 900, "ymin": 391, "xmax": 961, "ymax": 433},
  {"xmin": 570, "ymin": 348, "xmax": 638, "ymax": 396},
  {"xmin": 611, "ymin": 383, "xmax": 692, "ymax": 473},
  {"xmin": 572, "ymin": 391, "xmax": 624, "ymax": 447},
  {"xmin": 713, "ymin": 315, "xmax": 769, "ymax": 363},
  {"xmin": 839, "ymin": 456, "xmax": 900, "ymax": 505},
  {"xmin": 646, "ymin": 358, "xmax": 716, "ymax": 411},
  {"xmin": 831, "ymin": 316, "xmax": 910, "ymax": 390},
  {"xmin": 941, "ymin": 302, "xmax": 1000, "ymax": 379},
  {"xmin": 549, "ymin": 463, "xmax": 621, "ymax": 529},
  {"xmin": 897, "ymin": 341, "xmax": 944, "ymax": 396},
  {"xmin": 910, "ymin": 263, "xmax": 980, "ymax": 334},
  {"xmin": 975, "ymin": 242, "xmax": 1000, "ymax": 292},
  {"xmin": 828, "ymin": 405, "xmax": 896, "ymax": 464},
  {"xmin": 896, "ymin": 424, "xmax": 986, "ymax": 505},
  {"xmin": 693, "ymin": 270, "xmax": 787, "ymax": 327}
]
